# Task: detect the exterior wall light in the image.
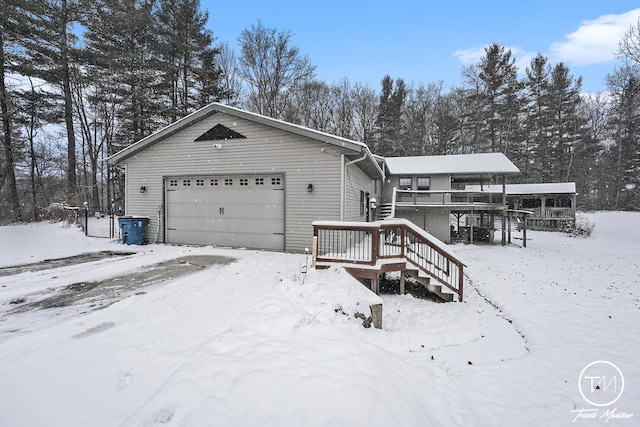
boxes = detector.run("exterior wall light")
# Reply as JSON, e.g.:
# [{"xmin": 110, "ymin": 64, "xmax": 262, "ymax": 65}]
[
  {"xmin": 307, "ymin": 183, "xmax": 314, "ymax": 193},
  {"xmin": 140, "ymin": 186, "xmax": 146, "ymax": 193}
]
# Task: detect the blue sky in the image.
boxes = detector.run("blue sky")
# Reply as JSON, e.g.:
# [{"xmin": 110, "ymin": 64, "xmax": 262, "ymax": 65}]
[{"xmin": 204, "ymin": 1, "xmax": 640, "ymax": 93}]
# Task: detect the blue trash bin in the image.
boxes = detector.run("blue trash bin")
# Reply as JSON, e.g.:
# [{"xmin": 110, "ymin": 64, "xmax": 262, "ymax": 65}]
[{"xmin": 118, "ymin": 217, "xmax": 150, "ymax": 245}]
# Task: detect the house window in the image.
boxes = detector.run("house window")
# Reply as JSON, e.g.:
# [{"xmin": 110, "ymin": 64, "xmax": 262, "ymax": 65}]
[
  {"xmin": 169, "ymin": 179, "xmax": 178, "ymax": 187},
  {"xmin": 183, "ymin": 179, "xmax": 191, "ymax": 186},
  {"xmin": 196, "ymin": 179, "xmax": 205, "ymax": 187},
  {"xmin": 255, "ymin": 178, "xmax": 265, "ymax": 186},
  {"xmin": 399, "ymin": 177, "xmax": 412, "ymax": 190},
  {"xmin": 239, "ymin": 178, "xmax": 249, "ymax": 186},
  {"xmin": 360, "ymin": 191, "xmax": 365, "ymax": 216},
  {"xmin": 224, "ymin": 178, "xmax": 233, "ymax": 186},
  {"xmin": 417, "ymin": 177, "xmax": 431, "ymax": 190}
]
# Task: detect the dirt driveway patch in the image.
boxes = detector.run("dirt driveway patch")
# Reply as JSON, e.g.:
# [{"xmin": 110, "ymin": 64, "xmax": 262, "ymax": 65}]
[
  {"xmin": 0, "ymin": 251, "xmax": 136, "ymax": 277},
  {"xmin": 10, "ymin": 255, "xmax": 235, "ymax": 313}
]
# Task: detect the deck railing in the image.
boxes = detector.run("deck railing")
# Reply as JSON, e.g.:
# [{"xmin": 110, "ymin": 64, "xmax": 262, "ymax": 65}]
[
  {"xmin": 394, "ymin": 187, "xmax": 507, "ymax": 208},
  {"xmin": 312, "ymin": 219, "xmax": 466, "ymax": 301},
  {"xmin": 531, "ymin": 207, "xmax": 574, "ymax": 219}
]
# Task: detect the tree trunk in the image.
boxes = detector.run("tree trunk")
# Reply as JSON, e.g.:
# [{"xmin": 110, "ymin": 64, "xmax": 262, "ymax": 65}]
[
  {"xmin": 60, "ymin": 0, "xmax": 77, "ymax": 203},
  {"xmin": 0, "ymin": 32, "xmax": 22, "ymax": 220}
]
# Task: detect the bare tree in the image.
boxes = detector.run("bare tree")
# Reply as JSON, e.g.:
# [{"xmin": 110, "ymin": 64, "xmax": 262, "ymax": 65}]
[
  {"xmin": 618, "ymin": 18, "xmax": 640, "ymax": 65},
  {"xmin": 351, "ymin": 82, "xmax": 377, "ymax": 147},
  {"xmin": 238, "ymin": 21, "xmax": 316, "ymax": 119},
  {"xmin": 217, "ymin": 42, "xmax": 243, "ymax": 107},
  {"xmin": 330, "ymin": 78, "xmax": 355, "ymax": 139}
]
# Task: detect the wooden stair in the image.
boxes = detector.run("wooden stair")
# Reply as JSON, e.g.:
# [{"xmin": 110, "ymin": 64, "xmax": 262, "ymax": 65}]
[
  {"xmin": 405, "ymin": 267, "xmax": 455, "ymax": 302},
  {"xmin": 312, "ymin": 219, "xmax": 466, "ymax": 302},
  {"xmin": 376, "ymin": 204, "xmax": 394, "ymax": 220}
]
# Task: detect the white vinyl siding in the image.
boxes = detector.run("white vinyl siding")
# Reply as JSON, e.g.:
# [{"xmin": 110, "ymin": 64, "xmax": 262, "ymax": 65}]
[
  {"xmin": 344, "ymin": 160, "xmax": 377, "ymax": 221},
  {"xmin": 122, "ymin": 112, "xmax": 363, "ymax": 252}
]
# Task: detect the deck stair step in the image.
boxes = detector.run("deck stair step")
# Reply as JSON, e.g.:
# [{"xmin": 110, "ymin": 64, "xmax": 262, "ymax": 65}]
[
  {"xmin": 312, "ymin": 219, "xmax": 466, "ymax": 302},
  {"xmin": 376, "ymin": 204, "xmax": 394, "ymax": 220},
  {"xmin": 405, "ymin": 268, "xmax": 455, "ymax": 302}
]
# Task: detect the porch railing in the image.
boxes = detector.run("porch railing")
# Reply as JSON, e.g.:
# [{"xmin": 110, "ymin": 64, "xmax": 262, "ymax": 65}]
[
  {"xmin": 530, "ymin": 207, "xmax": 574, "ymax": 219},
  {"xmin": 312, "ymin": 219, "xmax": 466, "ymax": 302},
  {"xmin": 394, "ymin": 187, "xmax": 507, "ymax": 208}
]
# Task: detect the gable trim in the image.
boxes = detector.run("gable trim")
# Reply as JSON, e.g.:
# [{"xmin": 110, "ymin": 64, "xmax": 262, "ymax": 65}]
[{"xmin": 107, "ymin": 103, "xmax": 374, "ymax": 167}]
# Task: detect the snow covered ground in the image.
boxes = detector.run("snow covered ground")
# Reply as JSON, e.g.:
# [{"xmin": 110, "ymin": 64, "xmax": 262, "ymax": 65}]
[{"xmin": 0, "ymin": 212, "xmax": 638, "ymax": 426}]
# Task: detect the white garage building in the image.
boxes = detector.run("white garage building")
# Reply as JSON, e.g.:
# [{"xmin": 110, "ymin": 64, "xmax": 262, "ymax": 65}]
[{"xmin": 108, "ymin": 103, "xmax": 383, "ymax": 252}]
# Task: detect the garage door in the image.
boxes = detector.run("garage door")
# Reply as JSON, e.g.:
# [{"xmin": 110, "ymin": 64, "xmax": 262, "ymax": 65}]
[{"xmin": 165, "ymin": 175, "xmax": 285, "ymax": 250}]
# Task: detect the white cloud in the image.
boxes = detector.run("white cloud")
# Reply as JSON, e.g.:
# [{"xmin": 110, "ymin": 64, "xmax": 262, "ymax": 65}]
[
  {"xmin": 452, "ymin": 45, "xmax": 536, "ymax": 75},
  {"xmin": 452, "ymin": 46, "xmax": 486, "ymax": 65},
  {"xmin": 549, "ymin": 8, "xmax": 640, "ymax": 65}
]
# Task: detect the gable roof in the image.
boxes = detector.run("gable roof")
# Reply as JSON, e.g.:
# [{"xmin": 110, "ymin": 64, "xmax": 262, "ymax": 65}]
[
  {"xmin": 384, "ymin": 152, "xmax": 520, "ymax": 175},
  {"xmin": 466, "ymin": 182, "xmax": 577, "ymax": 195},
  {"xmin": 108, "ymin": 102, "xmax": 377, "ymax": 171}
]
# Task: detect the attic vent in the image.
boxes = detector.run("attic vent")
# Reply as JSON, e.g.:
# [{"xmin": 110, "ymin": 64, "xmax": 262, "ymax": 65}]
[{"xmin": 195, "ymin": 124, "xmax": 246, "ymax": 141}]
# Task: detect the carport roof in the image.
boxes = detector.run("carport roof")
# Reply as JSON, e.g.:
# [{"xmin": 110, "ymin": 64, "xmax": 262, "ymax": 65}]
[
  {"xmin": 107, "ymin": 102, "xmax": 378, "ymax": 169},
  {"xmin": 466, "ymin": 182, "xmax": 577, "ymax": 195},
  {"xmin": 384, "ymin": 152, "xmax": 520, "ymax": 175}
]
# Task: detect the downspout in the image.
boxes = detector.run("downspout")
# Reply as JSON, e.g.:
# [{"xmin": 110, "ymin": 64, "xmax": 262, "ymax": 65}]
[{"xmin": 341, "ymin": 152, "xmax": 368, "ymax": 221}]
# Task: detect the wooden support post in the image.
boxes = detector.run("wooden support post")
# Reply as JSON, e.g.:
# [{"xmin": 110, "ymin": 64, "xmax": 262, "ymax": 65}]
[
  {"xmin": 311, "ymin": 236, "xmax": 318, "ymax": 268},
  {"xmin": 399, "ymin": 271, "xmax": 405, "ymax": 295},
  {"xmin": 470, "ymin": 206, "xmax": 474, "ymax": 244},
  {"xmin": 458, "ymin": 264, "xmax": 464, "ymax": 302},
  {"xmin": 370, "ymin": 304, "xmax": 383, "ymax": 329},
  {"xmin": 507, "ymin": 213, "xmax": 512, "ymax": 243},
  {"xmin": 371, "ymin": 276, "xmax": 379, "ymax": 294},
  {"xmin": 523, "ymin": 215, "xmax": 528, "ymax": 248},
  {"xmin": 501, "ymin": 173, "xmax": 507, "ymax": 246}
]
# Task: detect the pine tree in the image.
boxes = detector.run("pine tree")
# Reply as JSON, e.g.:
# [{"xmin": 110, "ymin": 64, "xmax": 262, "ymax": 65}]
[
  {"xmin": 606, "ymin": 65, "xmax": 640, "ymax": 210},
  {"xmin": 19, "ymin": 0, "xmax": 81, "ymax": 203},
  {"xmin": 522, "ymin": 54, "xmax": 552, "ymax": 182},
  {"xmin": 83, "ymin": 0, "xmax": 160, "ymax": 148},
  {"xmin": 156, "ymin": 0, "xmax": 224, "ymax": 121},
  {"xmin": 374, "ymin": 75, "xmax": 406, "ymax": 156},
  {"xmin": 475, "ymin": 44, "xmax": 522, "ymax": 156},
  {"xmin": 547, "ymin": 63, "xmax": 584, "ymax": 182}
]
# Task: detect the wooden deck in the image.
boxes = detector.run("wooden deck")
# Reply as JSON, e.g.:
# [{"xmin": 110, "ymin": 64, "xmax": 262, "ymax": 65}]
[{"xmin": 312, "ymin": 219, "xmax": 466, "ymax": 302}]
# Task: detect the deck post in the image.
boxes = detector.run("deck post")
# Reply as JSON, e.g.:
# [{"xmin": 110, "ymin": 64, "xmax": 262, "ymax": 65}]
[
  {"xmin": 501, "ymin": 174, "xmax": 507, "ymax": 246},
  {"xmin": 458, "ymin": 264, "xmax": 464, "ymax": 302},
  {"xmin": 371, "ymin": 275, "xmax": 379, "ymax": 294},
  {"xmin": 400, "ymin": 271, "xmax": 405, "ymax": 295},
  {"xmin": 470, "ymin": 206, "xmax": 474, "ymax": 244},
  {"xmin": 371, "ymin": 228, "xmax": 379, "ymax": 265},
  {"xmin": 311, "ymin": 236, "xmax": 318, "ymax": 268},
  {"xmin": 523, "ymin": 215, "xmax": 528, "ymax": 248}
]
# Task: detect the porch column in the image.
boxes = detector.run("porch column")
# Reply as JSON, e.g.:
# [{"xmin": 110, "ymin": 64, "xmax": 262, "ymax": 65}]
[{"xmin": 501, "ymin": 173, "xmax": 507, "ymax": 246}]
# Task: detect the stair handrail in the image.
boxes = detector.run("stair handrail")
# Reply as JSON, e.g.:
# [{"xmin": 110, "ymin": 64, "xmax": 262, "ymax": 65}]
[
  {"xmin": 380, "ymin": 219, "xmax": 465, "ymax": 300},
  {"xmin": 312, "ymin": 218, "xmax": 466, "ymax": 301},
  {"xmin": 390, "ymin": 187, "xmax": 397, "ymax": 218}
]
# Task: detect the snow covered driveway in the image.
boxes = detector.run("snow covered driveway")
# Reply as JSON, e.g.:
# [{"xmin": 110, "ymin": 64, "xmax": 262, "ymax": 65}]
[
  {"xmin": 0, "ymin": 213, "xmax": 638, "ymax": 426},
  {"xmin": 2, "ymin": 254, "xmax": 234, "ymax": 336}
]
